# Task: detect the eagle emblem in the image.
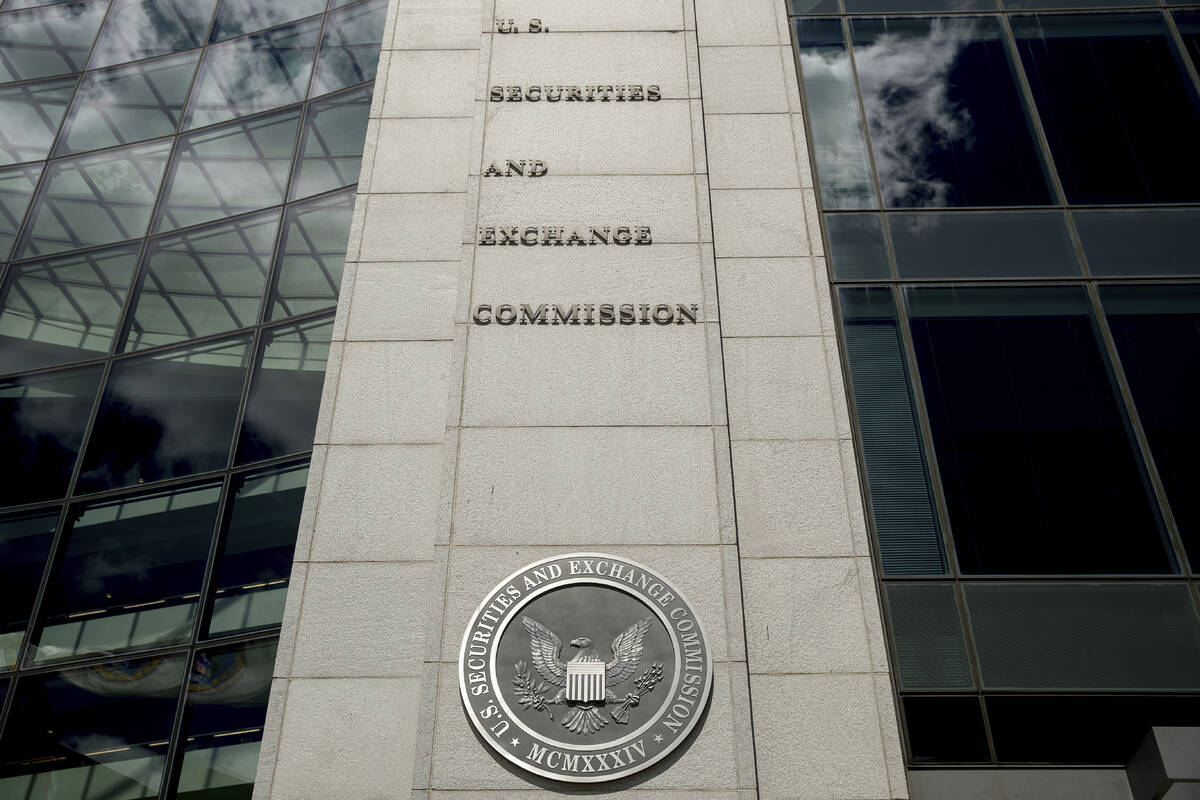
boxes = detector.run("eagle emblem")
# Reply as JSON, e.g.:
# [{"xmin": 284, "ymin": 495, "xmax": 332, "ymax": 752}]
[{"xmin": 513, "ymin": 615, "xmax": 665, "ymax": 735}]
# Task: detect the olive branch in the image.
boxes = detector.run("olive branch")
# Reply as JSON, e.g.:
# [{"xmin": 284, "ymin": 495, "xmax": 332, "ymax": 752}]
[
  {"xmin": 610, "ymin": 662, "xmax": 664, "ymax": 724},
  {"xmin": 512, "ymin": 660, "xmax": 554, "ymax": 720}
]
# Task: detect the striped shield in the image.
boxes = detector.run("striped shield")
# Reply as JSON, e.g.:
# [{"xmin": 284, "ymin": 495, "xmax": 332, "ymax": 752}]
[{"xmin": 566, "ymin": 661, "xmax": 606, "ymax": 703}]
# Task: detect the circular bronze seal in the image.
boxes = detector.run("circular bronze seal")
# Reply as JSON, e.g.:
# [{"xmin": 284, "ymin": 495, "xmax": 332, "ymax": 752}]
[{"xmin": 458, "ymin": 552, "xmax": 713, "ymax": 783}]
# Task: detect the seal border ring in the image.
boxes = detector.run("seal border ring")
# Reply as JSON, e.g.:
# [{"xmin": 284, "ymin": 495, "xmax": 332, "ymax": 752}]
[{"xmin": 457, "ymin": 551, "xmax": 714, "ymax": 783}]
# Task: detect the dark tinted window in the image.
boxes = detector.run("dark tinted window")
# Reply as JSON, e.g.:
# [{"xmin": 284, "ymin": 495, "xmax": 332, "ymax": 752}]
[
  {"xmin": 1011, "ymin": 13, "xmax": 1200, "ymax": 204},
  {"xmin": 207, "ymin": 463, "xmax": 307, "ymax": 636},
  {"xmin": 906, "ymin": 286, "xmax": 1170, "ymax": 575},
  {"xmin": 903, "ymin": 697, "xmax": 991, "ymax": 763},
  {"xmin": 0, "ymin": 654, "xmax": 186, "ymax": 794},
  {"xmin": 1075, "ymin": 209, "xmax": 1200, "ymax": 277},
  {"xmin": 237, "ymin": 316, "xmax": 332, "ymax": 463},
  {"xmin": 850, "ymin": 16, "xmax": 1053, "ymax": 208},
  {"xmin": 987, "ymin": 695, "xmax": 1200, "ymax": 764},
  {"xmin": 0, "ymin": 509, "xmax": 57, "ymax": 669},
  {"xmin": 887, "ymin": 211, "xmax": 1079, "ymax": 278},
  {"xmin": 78, "ymin": 335, "xmax": 252, "ymax": 492},
  {"xmin": 0, "ymin": 365, "xmax": 102, "ymax": 507},
  {"xmin": 825, "ymin": 214, "xmax": 890, "ymax": 280},
  {"xmin": 1102, "ymin": 286, "xmax": 1200, "ymax": 568},
  {"xmin": 1175, "ymin": 12, "xmax": 1200, "ymax": 73}
]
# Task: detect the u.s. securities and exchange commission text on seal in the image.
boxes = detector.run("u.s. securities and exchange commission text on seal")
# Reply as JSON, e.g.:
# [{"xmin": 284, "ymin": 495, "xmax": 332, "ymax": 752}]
[{"xmin": 458, "ymin": 553, "xmax": 714, "ymax": 783}]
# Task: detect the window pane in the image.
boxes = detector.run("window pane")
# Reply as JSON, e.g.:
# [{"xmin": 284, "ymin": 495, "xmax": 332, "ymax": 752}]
[
  {"xmin": 847, "ymin": 0, "xmax": 996, "ymax": 9},
  {"xmin": 1075, "ymin": 209, "xmax": 1200, "ymax": 277},
  {"xmin": 902, "ymin": 697, "xmax": 991, "ymax": 763},
  {"xmin": 850, "ymin": 16, "xmax": 1053, "ymax": 208},
  {"xmin": 309, "ymin": 0, "xmax": 387, "ymax": 97},
  {"xmin": 885, "ymin": 583, "xmax": 973, "ymax": 689},
  {"xmin": 887, "ymin": 211, "xmax": 1080, "ymax": 278},
  {"xmin": 0, "ymin": 654, "xmax": 185, "ymax": 797},
  {"xmin": 793, "ymin": 19, "xmax": 877, "ymax": 209},
  {"xmin": 0, "ymin": 509, "xmax": 56, "ymax": 669},
  {"xmin": 838, "ymin": 287, "xmax": 946, "ymax": 575},
  {"xmin": 825, "ymin": 213, "xmax": 890, "ymax": 280},
  {"xmin": 1102, "ymin": 286, "xmax": 1200, "ymax": 569},
  {"xmin": 0, "ymin": 163, "xmax": 40, "ymax": 259},
  {"xmin": 210, "ymin": 0, "xmax": 325, "ymax": 42},
  {"xmin": 0, "ymin": 76, "xmax": 75, "ymax": 166},
  {"xmin": 78, "ymin": 334, "xmax": 252, "ymax": 491},
  {"xmin": 906, "ymin": 286, "xmax": 1170, "ymax": 575},
  {"xmin": 1175, "ymin": 11, "xmax": 1200, "ymax": 64},
  {"xmin": 289, "ymin": 84, "xmax": 370, "ymax": 200},
  {"xmin": 207, "ymin": 463, "xmax": 308, "ymax": 635},
  {"xmin": 1011, "ymin": 13, "xmax": 1200, "ymax": 204},
  {"xmin": 267, "ymin": 190, "xmax": 353, "ymax": 320},
  {"xmin": 185, "ymin": 18, "xmax": 321, "ymax": 129},
  {"xmin": 237, "ymin": 316, "xmax": 331, "ymax": 463},
  {"xmin": 173, "ymin": 639, "xmax": 277, "ymax": 799},
  {"xmin": 0, "ymin": 243, "xmax": 140, "ymax": 372},
  {"xmin": 18, "ymin": 138, "xmax": 173, "ymax": 259},
  {"xmin": 32, "ymin": 483, "xmax": 220, "ymax": 662},
  {"xmin": 0, "ymin": 0, "xmax": 107, "ymax": 82},
  {"xmin": 1008, "ymin": 0, "xmax": 1156, "ymax": 6},
  {"xmin": 124, "ymin": 210, "xmax": 279, "ymax": 352},
  {"xmin": 986, "ymin": 695, "xmax": 1200, "ymax": 764},
  {"xmin": 965, "ymin": 583, "xmax": 1200, "ymax": 690},
  {"xmin": 90, "ymin": 0, "xmax": 218, "ymax": 69},
  {"xmin": 155, "ymin": 108, "xmax": 301, "ymax": 233},
  {"xmin": 57, "ymin": 51, "xmax": 200, "ymax": 156},
  {"xmin": 0, "ymin": 365, "xmax": 102, "ymax": 507},
  {"xmin": 789, "ymin": 0, "xmax": 840, "ymax": 12}
]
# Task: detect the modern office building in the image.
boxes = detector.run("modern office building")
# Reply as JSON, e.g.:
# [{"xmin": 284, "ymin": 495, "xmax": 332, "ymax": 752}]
[{"xmin": 0, "ymin": 0, "xmax": 1199, "ymax": 798}]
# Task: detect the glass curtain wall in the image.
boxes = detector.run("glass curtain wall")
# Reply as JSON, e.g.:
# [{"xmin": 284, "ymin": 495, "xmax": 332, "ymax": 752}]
[
  {"xmin": 789, "ymin": 0, "xmax": 1200, "ymax": 769},
  {"xmin": 0, "ymin": 0, "xmax": 386, "ymax": 796}
]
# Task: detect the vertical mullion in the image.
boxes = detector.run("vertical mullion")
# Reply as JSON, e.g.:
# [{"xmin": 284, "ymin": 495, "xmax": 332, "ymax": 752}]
[{"xmin": 1164, "ymin": 7, "xmax": 1200, "ymax": 102}]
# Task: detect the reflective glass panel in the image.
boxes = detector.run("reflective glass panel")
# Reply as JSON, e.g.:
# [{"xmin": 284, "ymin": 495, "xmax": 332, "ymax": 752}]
[
  {"xmin": 1075, "ymin": 209, "xmax": 1200, "ymax": 277},
  {"xmin": 839, "ymin": 287, "xmax": 946, "ymax": 574},
  {"xmin": 207, "ymin": 463, "xmax": 308, "ymax": 635},
  {"xmin": 850, "ymin": 16, "xmax": 1053, "ymax": 208},
  {"xmin": 90, "ymin": 0, "xmax": 218, "ymax": 69},
  {"xmin": 77, "ymin": 334, "xmax": 252, "ymax": 491},
  {"xmin": 0, "ymin": 162, "xmax": 41, "ymax": 258},
  {"xmin": 18, "ymin": 138, "xmax": 173, "ymax": 259},
  {"xmin": 887, "ymin": 211, "xmax": 1080, "ymax": 278},
  {"xmin": 1007, "ymin": 0, "xmax": 1156, "ymax": 6},
  {"xmin": 1102, "ymin": 286, "xmax": 1200, "ymax": 569},
  {"xmin": 885, "ymin": 584, "xmax": 973, "ymax": 689},
  {"xmin": 32, "ymin": 483, "xmax": 219, "ymax": 662},
  {"xmin": 0, "ymin": 365, "xmax": 101, "ymax": 507},
  {"xmin": 185, "ymin": 18, "xmax": 321, "ymax": 129},
  {"xmin": 309, "ymin": 0, "xmax": 387, "ymax": 97},
  {"xmin": 846, "ymin": 0, "xmax": 996, "ymax": 8},
  {"xmin": 789, "ymin": 0, "xmax": 840, "ymax": 12},
  {"xmin": 237, "ymin": 317, "xmax": 331, "ymax": 463},
  {"xmin": 793, "ymin": 18, "xmax": 878, "ymax": 209},
  {"xmin": 826, "ymin": 213, "xmax": 890, "ymax": 280},
  {"xmin": 1011, "ymin": 13, "xmax": 1200, "ymax": 204},
  {"xmin": 210, "ymin": 0, "xmax": 324, "ymax": 42},
  {"xmin": 173, "ymin": 640, "xmax": 277, "ymax": 799},
  {"xmin": 0, "ymin": 243, "xmax": 139, "ymax": 372},
  {"xmin": 1175, "ymin": 12, "xmax": 1200, "ymax": 73},
  {"xmin": 966, "ymin": 583, "xmax": 1200, "ymax": 689},
  {"xmin": 0, "ymin": 509, "xmax": 56, "ymax": 669},
  {"xmin": 0, "ymin": 654, "xmax": 185, "ymax": 797},
  {"xmin": 268, "ymin": 189, "xmax": 352, "ymax": 320},
  {"xmin": 0, "ymin": 76, "xmax": 75, "ymax": 165},
  {"xmin": 0, "ymin": 0, "xmax": 107, "ymax": 82},
  {"xmin": 155, "ymin": 108, "xmax": 300, "ymax": 233},
  {"xmin": 124, "ymin": 210, "xmax": 279, "ymax": 352},
  {"xmin": 57, "ymin": 51, "xmax": 200, "ymax": 155},
  {"xmin": 905, "ymin": 286, "xmax": 1170, "ymax": 575},
  {"xmin": 289, "ymin": 84, "xmax": 370, "ymax": 200}
]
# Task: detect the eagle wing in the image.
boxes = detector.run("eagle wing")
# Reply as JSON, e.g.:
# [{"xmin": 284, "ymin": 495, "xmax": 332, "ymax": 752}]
[
  {"xmin": 521, "ymin": 616, "xmax": 567, "ymax": 687},
  {"xmin": 605, "ymin": 617, "xmax": 653, "ymax": 686}
]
